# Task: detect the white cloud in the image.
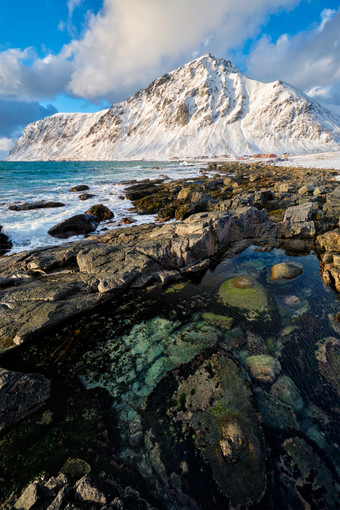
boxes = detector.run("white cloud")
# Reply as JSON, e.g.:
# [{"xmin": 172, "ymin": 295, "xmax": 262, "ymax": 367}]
[
  {"xmin": 67, "ymin": 0, "xmax": 299, "ymax": 99},
  {"xmin": 0, "ymin": 0, "xmax": 303, "ymax": 105},
  {"xmin": 246, "ymin": 8, "xmax": 340, "ymax": 104},
  {"xmin": 0, "ymin": 137, "xmax": 13, "ymax": 152}
]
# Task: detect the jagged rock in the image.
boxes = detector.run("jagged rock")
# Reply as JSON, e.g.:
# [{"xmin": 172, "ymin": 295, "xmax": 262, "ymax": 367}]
[
  {"xmin": 270, "ymin": 262, "xmax": 303, "ymax": 280},
  {"xmin": 48, "ymin": 214, "xmax": 99, "ymax": 239},
  {"xmin": 13, "ymin": 481, "xmax": 54, "ymax": 509},
  {"xmin": 282, "ymin": 202, "xmax": 316, "ymax": 238},
  {"xmin": 8, "ymin": 201, "xmax": 65, "ymax": 211},
  {"xmin": 0, "ymin": 368, "xmax": 50, "ymax": 432},
  {"xmin": 85, "ymin": 204, "xmax": 114, "ymax": 221}
]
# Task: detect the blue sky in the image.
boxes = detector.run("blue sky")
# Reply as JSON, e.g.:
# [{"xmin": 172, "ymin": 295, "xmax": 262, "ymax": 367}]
[{"xmin": 0, "ymin": 0, "xmax": 340, "ymax": 157}]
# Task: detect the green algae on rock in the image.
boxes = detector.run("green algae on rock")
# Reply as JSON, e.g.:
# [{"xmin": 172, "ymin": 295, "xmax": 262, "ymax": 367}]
[
  {"xmin": 270, "ymin": 375, "xmax": 304, "ymax": 411},
  {"xmin": 202, "ymin": 312, "xmax": 233, "ymax": 329},
  {"xmin": 218, "ymin": 275, "xmax": 267, "ymax": 311},
  {"xmin": 245, "ymin": 355, "xmax": 281, "ymax": 383},
  {"xmin": 157, "ymin": 353, "xmax": 266, "ymax": 508}
]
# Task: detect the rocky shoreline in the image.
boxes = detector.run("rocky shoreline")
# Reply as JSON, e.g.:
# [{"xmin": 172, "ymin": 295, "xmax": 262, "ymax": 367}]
[{"xmin": 1, "ymin": 162, "xmax": 340, "ymax": 509}]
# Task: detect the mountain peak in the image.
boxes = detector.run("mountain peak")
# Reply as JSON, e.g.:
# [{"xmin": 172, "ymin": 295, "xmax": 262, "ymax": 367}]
[{"xmin": 8, "ymin": 55, "xmax": 340, "ymax": 161}]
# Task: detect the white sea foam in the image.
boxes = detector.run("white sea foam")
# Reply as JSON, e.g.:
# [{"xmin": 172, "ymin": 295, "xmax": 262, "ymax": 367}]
[{"xmin": 0, "ymin": 162, "xmax": 208, "ymax": 254}]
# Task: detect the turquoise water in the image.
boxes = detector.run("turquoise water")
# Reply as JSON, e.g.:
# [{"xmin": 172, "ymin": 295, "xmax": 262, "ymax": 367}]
[{"xmin": 0, "ymin": 161, "xmax": 200, "ymax": 252}]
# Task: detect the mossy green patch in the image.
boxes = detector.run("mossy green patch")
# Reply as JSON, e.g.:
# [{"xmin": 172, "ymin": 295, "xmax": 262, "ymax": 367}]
[
  {"xmin": 218, "ymin": 275, "xmax": 267, "ymax": 311},
  {"xmin": 202, "ymin": 313, "xmax": 233, "ymax": 329}
]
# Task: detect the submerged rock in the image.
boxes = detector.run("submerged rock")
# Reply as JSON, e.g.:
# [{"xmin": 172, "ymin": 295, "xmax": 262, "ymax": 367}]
[
  {"xmin": 245, "ymin": 355, "xmax": 281, "ymax": 383},
  {"xmin": 271, "ymin": 262, "xmax": 303, "ymax": 280},
  {"xmin": 315, "ymin": 336, "xmax": 340, "ymax": 395},
  {"xmin": 48, "ymin": 213, "xmax": 99, "ymax": 239},
  {"xmin": 0, "ymin": 368, "xmax": 50, "ymax": 432},
  {"xmin": 218, "ymin": 275, "xmax": 267, "ymax": 311}
]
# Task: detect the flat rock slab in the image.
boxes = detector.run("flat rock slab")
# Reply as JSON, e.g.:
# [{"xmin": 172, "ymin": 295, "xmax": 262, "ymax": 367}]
[
  {"xmin": 8, "ymin": 201, "xmax": 65, "ymax": 211},
  {"xmin": 0, "ymin": 368, "xmax": 50, "ymax": 432}
]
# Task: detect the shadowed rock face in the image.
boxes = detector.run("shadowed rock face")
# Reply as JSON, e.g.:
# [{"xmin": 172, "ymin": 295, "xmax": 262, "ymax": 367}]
[{"xmin": 0, "ymin": 368, "xmax": 50, "ymax": 433}]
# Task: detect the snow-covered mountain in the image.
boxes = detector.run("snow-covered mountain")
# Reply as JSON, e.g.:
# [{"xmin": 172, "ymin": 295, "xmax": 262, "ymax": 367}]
[{"xmin": 8, "ymin": 54, "xmax": 340, "ymax": 160}]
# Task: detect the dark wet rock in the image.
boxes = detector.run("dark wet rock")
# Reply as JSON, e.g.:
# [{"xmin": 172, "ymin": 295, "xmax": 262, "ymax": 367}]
[
  {"xmin": 117, "ymin": 216, "xmax": 136, "ymax": 225},
  {"xmin": 48, "ymin": 214, "xmax": 99, "ymax": 239},
  {"xmin": 69, "ymin": 185, "xmax": 90, "ymax": 192},
  {"xmin": 144, "ymin": 352, "xmax": 266, "ymax": 508},
  {"xmin": 253, "ymin": 387, "xmax": 299, "ymax": 430},
  {"xmin": 0, "ymin": 368, "xmax": 50, "ymax": 432},
  {"xmin": 271, "ymin": 262, "xmax": 303, "ymax": 280},
  {"xmin": 8, "ymin": 201, "xmax": 65, "ymax": 211},
  {"xmin": 79, "ymin": 193, "xmax": 96, "ymax": 200},
  {"xmin": 85, "ymin": 204, "xmax": 114, "ymax": 221},
  {"xmin": 0, "ymin": 225, "xmax": 12, "ymax": 255}
]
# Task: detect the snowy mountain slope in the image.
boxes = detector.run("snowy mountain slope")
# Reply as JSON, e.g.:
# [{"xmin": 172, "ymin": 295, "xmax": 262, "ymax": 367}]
[{"xmin": 8, "ymin": 54, "xmax": 340, "ymax": 160}]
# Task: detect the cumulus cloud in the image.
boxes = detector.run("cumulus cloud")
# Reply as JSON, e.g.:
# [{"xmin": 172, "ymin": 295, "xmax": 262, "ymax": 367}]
[
  {"xmin": 246, "ymin": 8, "xmax": 340, "ymax": 104},
  {"xmin": 0, "ymin": 100, "xmax": 58, "ymax": 138},
  {"xmin": 0, "ymin": 0, "xmax": 301, "ymax": 105},
  {"xmin": 67, "ymin": 0, "xmax": 299, "ymax": 99},
  {"xmin": 0, "ymin": 47, "xmax": 73, "ymax": 102}
]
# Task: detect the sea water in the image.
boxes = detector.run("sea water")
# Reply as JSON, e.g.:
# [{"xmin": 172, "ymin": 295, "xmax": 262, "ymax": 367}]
[{"xmin": 0, "ymin": 160, "xmax": 203, "ymax": 253}]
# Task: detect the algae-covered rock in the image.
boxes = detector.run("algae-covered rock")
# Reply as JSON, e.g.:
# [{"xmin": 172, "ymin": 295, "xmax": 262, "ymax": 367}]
[
  {"xmin": 253, "ymin": 387, "xmax": 299, "ymax": 430},
  {"xmin": 161, "ymin": 354, "xmax": 265, "ymax": 507},
  {"xmin": 270, "ymin": 375, "xmax": 304, "ymax": 411},
  {"xmin": 218, "ymin": 275, "xmax": 267, "ymax": 311},
  {"xmin": 245, "ymin": 355, "xmax": 281, "ymax": 383}
]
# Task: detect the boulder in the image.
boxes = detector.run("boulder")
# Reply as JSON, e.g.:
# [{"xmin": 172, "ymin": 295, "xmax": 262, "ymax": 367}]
[
  {"xmin": 118, "ymin": 216, "xmax": 136, "ymax": 225},
  {"xmin": 298, "ymin": 185, "xmax": 314, "ymax": 195},
  {"xmin": 48, "ymin": 214, "xmax": 99, "ymax": 239},
  {"xmin": 271, "ymin": 262, "xmax": 303, "ymax": 280},
  {"xmin": 245, "ymin": 355, "xmax": 281, "ymax": 383},
  {"xmin": 85, "ymin": 204, "xmax": 114, "ymax": 221},
  {"xmin": 282, "ymin": 202, "xmax": 316, "ymax": 238},
  {"xmin": 8, "ymin": 201, "xmax": 64, "ymax": 211},
  {"xmin": 0, "ymin": 368, "xmax": 50, "ymax": 432},
  {"xmin": 79, "ymin": 193, "xmax": 96, "ymax": 200},
  {"xmin": 69, "ymin": 184, "xmax": 90, "ymax": 192}
]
